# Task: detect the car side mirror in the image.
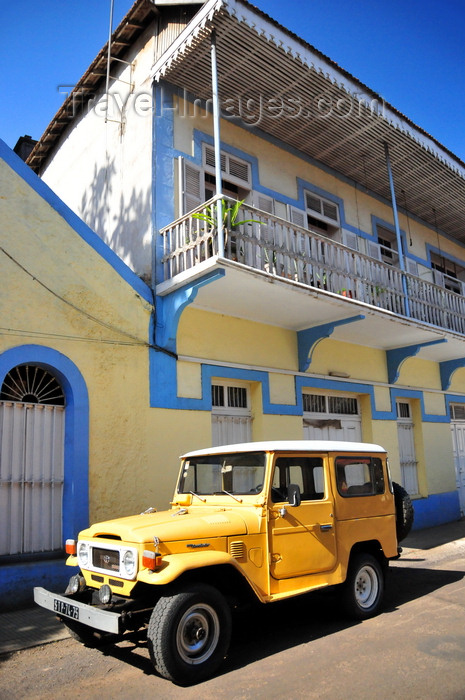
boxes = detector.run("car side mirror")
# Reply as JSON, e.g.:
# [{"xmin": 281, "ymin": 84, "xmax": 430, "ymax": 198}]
[{"xmin": 287, "ymin": 483, "xmax": 301, "ymax": 507}]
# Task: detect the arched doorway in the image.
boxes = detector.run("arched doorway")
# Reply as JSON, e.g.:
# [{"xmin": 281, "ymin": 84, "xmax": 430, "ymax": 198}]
[{"xmin": 0, "ymin": 365, "xmax": 65, "ymax": 556}]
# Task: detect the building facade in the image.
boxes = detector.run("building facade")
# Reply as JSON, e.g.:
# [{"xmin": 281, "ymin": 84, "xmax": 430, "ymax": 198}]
[{"xmin": 23, "ymin": 0, "xmax": 465, "ymax": 545}]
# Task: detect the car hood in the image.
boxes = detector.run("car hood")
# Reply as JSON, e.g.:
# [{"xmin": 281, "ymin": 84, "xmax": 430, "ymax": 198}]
[{"xmin": 79, "ymin": 507, "xmax": 249, "ymax": 544}]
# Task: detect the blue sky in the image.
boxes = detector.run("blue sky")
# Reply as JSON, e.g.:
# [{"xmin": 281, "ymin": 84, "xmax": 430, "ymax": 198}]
[{"xmin": 1, "ymin": 0, "xmax": 464, "ymax": 160}]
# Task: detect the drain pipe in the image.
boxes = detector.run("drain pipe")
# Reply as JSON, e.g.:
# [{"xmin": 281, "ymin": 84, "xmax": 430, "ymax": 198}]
[
  {"xmin": 211, "ymin": 29, "xmax": 224, "ymax": 258},
  {"xmin": 384, "ymin": 142, "xmax": 410, "ymax": 317}
]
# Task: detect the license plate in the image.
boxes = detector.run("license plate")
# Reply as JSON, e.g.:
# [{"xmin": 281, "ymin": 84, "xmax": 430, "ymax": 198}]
[{"xmin": 53, "ymin": 598, "xmax": 79, "ymax": 620}]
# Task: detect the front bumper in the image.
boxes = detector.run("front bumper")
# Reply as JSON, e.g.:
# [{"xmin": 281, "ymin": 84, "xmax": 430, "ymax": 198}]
[{"xmin": 33, "ymin": 587, "xmax": 121, "ymax": 635}]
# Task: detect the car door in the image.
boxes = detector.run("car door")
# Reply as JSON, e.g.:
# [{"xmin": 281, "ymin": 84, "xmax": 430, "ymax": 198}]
[{"xmin": 268, "ymin": 454, "xmax": 337, "ymax": 579}]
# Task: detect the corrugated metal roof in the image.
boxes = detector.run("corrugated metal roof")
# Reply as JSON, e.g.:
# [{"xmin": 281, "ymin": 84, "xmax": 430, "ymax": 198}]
[{"xmin": 27, "ymin": 0, "xmax": 465, "ymax": 244}]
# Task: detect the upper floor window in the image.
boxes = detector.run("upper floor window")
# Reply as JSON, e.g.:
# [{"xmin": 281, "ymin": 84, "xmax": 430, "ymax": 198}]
[
  {"xmin": 366, "ymin": 225, "xmax": 400, "ymax": 266},
  {"xmin": 180, "ymin": 146, "xmax": 251, "ymax": 215},
  {"xmin": 304, "ymin": 191, "xmax": 340, "ymax": 235},
  {"xmin": 431, "ymin": 253, "xmax": 465, "ymax": 295}
]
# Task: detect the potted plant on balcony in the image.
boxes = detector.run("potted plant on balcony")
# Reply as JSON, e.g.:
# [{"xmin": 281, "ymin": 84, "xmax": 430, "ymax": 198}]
[{"xmin": 192, "ymin": 199, "xmax": 261, "ymax": 261}]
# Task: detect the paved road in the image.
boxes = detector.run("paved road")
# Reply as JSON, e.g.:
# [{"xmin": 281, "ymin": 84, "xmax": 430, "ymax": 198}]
[{"xmin": 1, "ymin": 537, "xmax": 465, "ymax": 700}]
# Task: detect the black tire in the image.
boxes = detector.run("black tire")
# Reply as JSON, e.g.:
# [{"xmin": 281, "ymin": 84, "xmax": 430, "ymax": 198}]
[
  {"xmin": 393, "ymin": 481, "xmax": 414, "ymax": 542},
  {"xmin": 61, "ymin": 618, "xmax": 116, "ymax": 647},
  {"xmin": 341, "ymin": 553, "xmax": 384, "ymax": 620},
  {"xmin": 147, "ymin": 583, "xmax": 232, "ymax": 685}
]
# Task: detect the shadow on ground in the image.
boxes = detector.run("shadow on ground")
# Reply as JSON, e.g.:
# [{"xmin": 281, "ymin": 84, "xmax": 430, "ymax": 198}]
[{"xmin": 93, "ymin": 563, "xmax": 464, "ymax": 683}]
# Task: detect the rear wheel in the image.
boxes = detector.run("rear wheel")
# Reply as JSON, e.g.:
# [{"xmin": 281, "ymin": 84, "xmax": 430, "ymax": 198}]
[
  {"xmin": 341, "ymin": 553, "xmax": 384, "ymax": 620},
  {"xmin": 147, "ymin": 583, "xmax": 231, "ymax": 685}
]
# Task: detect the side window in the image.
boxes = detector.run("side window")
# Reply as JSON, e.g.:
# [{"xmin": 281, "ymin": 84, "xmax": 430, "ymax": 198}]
[
  {"xmin": 336, "ymin": 456, "xmax": 385, "ymax": 497},
  {"xmin": 272, "ymin": 457, "xmax": 325, "ymax": 503}
]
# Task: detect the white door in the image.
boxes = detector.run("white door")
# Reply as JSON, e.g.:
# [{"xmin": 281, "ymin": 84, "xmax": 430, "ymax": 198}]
[
  {"xmin": 397, "ymin": 401, "xmax": 418, "ymax": 495},
  {"xmin": 0, "ymin": 402, "xmax": 65, "ymax": 555},
  {"xmin": 303, "ymin": 393, "xmax": 361, "ymax": 442},
  {"xmin": 450, "ymin": 420, "xmax": 465, "ymax": 516},
  {"xmin": 211, "ymin": 382, "xmax": 252, "ymax": 446}
]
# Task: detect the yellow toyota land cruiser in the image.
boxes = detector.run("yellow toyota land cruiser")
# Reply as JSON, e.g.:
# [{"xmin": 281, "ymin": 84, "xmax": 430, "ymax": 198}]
[{"xmin": 34, "ymin": 440, "xmax": 413, "ymax": 685}]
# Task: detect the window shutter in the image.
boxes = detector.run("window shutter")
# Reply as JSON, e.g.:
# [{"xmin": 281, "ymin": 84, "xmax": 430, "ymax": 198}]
[
  {"xmin": 405, "ymin": 258, "xmax": 418, "ymax": 276},
  {"xmin": 180, "ymin": 158, "xmax": 203, "ymax": 214},
  {"xmin": 289, "ymin": 206, "xmax": 306, "ymax": 228},
  {"xmin": 432, "ymin": 269, "xmax": 444, "ymax": 287},
  {"xmin": 253, "ymin": 192, "xmax": 274, "ymax": 214},
  {"xmin": 305, "ymin": 191, "xmax": 339, "ymax": 225},
  {"xmin": 306, "ymin": 193, "xmax": 321, "ymax": 214},
  {"xmin": 203, "ymin": 146, "xmax": 250, "ymax": 186},
  {"xmin": 228, "ymin": 156, "xmax": 250, "ymax": 183},
  {"xmin": 322, "ymin": 200, "xmax": 339, "ymax": 222},
  {"xmin": 366, "ymin": 240, "xmax": 382, "ymax": 260},
  {"xmin": 342, "ymin": 231, "xmax": 359, "ymax": 250}
]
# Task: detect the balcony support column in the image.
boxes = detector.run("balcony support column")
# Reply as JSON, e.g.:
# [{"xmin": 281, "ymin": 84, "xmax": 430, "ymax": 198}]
[
  {"xmin": 384, "ymin": 142, "xmax": 410, "ymax": 317},
  {"xmin": 211, "ymin": 29, "xmax": 224, "ymax": 258}
]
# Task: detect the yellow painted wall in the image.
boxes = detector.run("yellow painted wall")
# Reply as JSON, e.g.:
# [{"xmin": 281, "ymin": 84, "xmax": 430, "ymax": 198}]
[
  {"xmin": 177, "ymin": 307, "xmax": 297, "ymax": 371},
  {"xmin": 1, "ymin": 155, "xmax": 157, "ymax": 522},
  {"xmin": 396, "ymin": 357, "xmax": 441, "ymax": 390},
  {"xmin": 309, "ymin": 339, "xmax": 388, "ymax": 383}
]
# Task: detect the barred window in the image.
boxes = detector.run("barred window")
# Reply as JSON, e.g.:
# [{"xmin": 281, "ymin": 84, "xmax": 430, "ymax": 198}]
[
  {"xmin": 212, "ymin": 383, "xmax": 249, "ymax": 410},
  {"xmin": 396, "ymin": 402, "xmax": 411, "ymax": 419},
  {"xmin": 328, "ymin": 396, "xmax": 358, "ymax": 415},
  {"xmin": 303, "ymin": 394, "xmax": 326, "ymax": 413},
  {"xmin": 450, "ymin": 404, "xmax": 465, "ymax": 420},
  {"xmin": 303, "ymin": 393, "xmax": 358, "ymax": 416}
]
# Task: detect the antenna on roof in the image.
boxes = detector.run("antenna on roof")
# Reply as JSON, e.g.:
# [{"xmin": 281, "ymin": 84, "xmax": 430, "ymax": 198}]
[{"xmin": 105, "ymin": 0, "xmax": 115, "ymax": 123}]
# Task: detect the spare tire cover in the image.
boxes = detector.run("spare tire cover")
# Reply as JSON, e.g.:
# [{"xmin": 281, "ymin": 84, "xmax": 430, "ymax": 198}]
[{"xmin": 393, "ymin": 481, "xmax": 414, "ymax": 542}]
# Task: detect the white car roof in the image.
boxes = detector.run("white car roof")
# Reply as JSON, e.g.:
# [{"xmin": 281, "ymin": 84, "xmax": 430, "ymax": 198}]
[{"xmin": 181, "ymin": 440, "xmax": 386, "ymax": 459}]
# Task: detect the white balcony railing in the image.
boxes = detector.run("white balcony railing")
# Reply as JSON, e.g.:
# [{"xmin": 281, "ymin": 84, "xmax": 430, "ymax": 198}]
[{"xmin": 159, "ymin": 195, "xmax": 465, "ymax": 336}]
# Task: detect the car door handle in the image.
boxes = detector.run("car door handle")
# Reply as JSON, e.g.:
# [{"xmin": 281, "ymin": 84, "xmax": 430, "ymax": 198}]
[{"xmin": 320, "ymin": 524, "xmax": 333, "ymax": 531}]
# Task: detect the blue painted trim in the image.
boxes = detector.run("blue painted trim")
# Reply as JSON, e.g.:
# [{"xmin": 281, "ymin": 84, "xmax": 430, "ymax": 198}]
[
  {"xmin": 389, "ymin": 386, "xmax": 449, "ymax": 423},
  {"xmin": 155, "ymin": 270, "xmax": 225, "ymax": 353},
  {"xmin": 153, "ymin": 82, "xmax": 177, "ymax": 286},
  {"xmin": 412, "ymin": 491, "xmax": 461, "ymax": 530},
  {"xmin": 440, "ymin": 358, "xmax": 465, "ymax": 391},
  {"xmin": 387, "ymin": 339, "xmax": 447, "ymax": 384},
  {"xmin": 0, "ymin": 139, "xmax": 152, "ymax": 304},
  {"xmin": 1, "ymin": 559, "xmax": 78, "ymax": 611},
  {"xmin": 0, "ymin": 346, "xmax": 89, "ymax": 541},
  {"xmin": 297, "ymin": 315, "xmax": 365, "ymax": 372},
  {"xmin": 150, "ymin": 346, "xmax": 452, "ymax": 423}
]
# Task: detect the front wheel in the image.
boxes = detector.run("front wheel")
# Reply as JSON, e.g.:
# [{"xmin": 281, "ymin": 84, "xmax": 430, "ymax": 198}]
[
  {"xmin": 341, "ymin": 553, "xmax": 384, "ymax": 620},
  {"xmin": 147, "ymin": 584, "xmax": 231, "ymax": 685}
]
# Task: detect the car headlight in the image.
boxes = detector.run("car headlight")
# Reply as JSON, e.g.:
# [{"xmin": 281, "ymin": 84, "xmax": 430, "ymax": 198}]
[
  {"xmin": 78, "ymin": 542, "xmax": 89, "ymax": 568},
  {"xmin": 122, "ymin": 549, "xmax": 136, "ymax": 577}
]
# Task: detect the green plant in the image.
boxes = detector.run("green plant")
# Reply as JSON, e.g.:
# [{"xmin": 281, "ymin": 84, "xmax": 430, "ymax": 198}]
[{"xmin": 192, "ymin": 199, "xmax": 261, "ymax": 230}]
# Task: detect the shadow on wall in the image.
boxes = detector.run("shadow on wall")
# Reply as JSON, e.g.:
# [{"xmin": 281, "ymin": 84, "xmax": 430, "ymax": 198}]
[{"xmin": 80, "ymin": 159, "xmax": 152, "ymax": 283}]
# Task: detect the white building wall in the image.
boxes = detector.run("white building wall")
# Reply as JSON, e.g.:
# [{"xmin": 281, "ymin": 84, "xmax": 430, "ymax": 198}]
[{"xmin": 41, "ymin": 24, "xmax": 157, "ymax": 281}]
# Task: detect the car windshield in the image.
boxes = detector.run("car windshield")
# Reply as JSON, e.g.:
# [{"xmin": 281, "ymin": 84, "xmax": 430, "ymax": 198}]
[{"xmin": 178, "ymin": 452, "xmax": 266, "ymax": 495}]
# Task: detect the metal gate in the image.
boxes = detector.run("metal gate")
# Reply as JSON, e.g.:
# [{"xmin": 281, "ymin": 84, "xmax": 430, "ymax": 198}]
[
  {"xmin": 450, "ymin": 416, "xmax": 465, "ymax": 516},
  {"xmin": 0, "ymin": 402, "xmax": 65, "ymax": 556}
]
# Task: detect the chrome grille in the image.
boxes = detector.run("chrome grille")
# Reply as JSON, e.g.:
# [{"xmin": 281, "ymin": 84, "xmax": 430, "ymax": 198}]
[{"xmin": 92, "ymin": 547, "xmax": 120, "ymax": 572}]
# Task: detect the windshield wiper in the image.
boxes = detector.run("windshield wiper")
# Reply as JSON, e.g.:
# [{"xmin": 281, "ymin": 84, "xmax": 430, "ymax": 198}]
[
  {"xmin": 214, "ymin": 490, "xmax": 243, "ymax": 503},
  {"xmin": 189, "ymin": 491, "xmax": 206, "ymax": 502}
]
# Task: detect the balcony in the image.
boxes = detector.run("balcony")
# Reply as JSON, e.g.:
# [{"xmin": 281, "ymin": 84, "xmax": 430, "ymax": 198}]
[{"xmin": 158, "ymin": 196, "xmax": 465, "ymax": 358}]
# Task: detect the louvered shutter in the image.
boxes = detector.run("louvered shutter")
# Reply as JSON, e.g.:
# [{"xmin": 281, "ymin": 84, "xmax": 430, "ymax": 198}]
[
  {"xmin": 289, "ymin": 206, "xmax": 306, "ymax": 228},
  {"xmin": 180, "ymin": 158, "xmax": 203, "ymax": 214},
  {"xmin": 342, "ymin": 230, "xmax": 359, "ymax": 250}
]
